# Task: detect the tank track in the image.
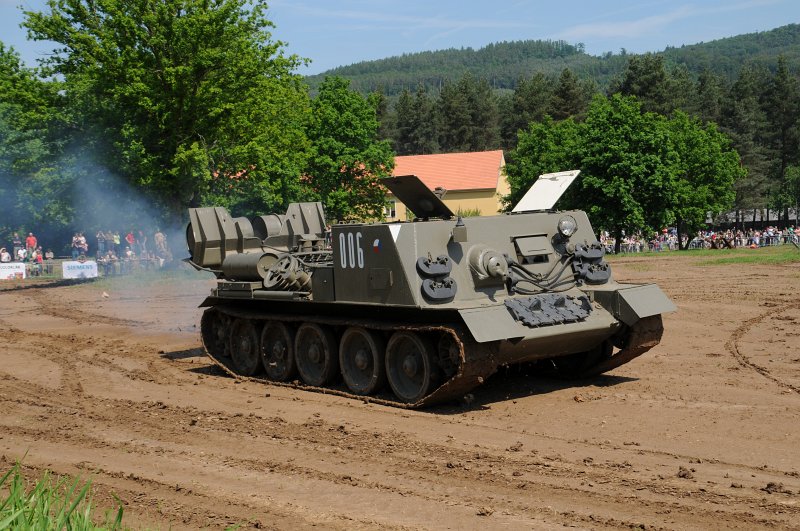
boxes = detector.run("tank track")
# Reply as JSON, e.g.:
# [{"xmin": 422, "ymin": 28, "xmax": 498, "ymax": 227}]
[
  {"xmin": 577, "ymin": 315, "xmax": 664, "ymax": 378},
  {"xmin": 199, "ymin": 305, "xmax": 500, "ymax": 409}
]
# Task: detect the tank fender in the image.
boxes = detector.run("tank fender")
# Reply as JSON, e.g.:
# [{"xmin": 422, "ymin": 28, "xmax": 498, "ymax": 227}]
[{"xmin": 593, "ymin": 284, "xmax": 676, "ymax": 326}]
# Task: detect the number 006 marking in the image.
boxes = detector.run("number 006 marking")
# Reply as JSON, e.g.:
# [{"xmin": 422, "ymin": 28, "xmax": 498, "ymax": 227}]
[{"xmin": 338, "ymin": 232, "xmax": 364, "ymax": 269}]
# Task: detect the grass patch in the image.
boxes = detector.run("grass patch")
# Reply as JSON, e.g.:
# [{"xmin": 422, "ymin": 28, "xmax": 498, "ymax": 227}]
[
  {"xmin": 691, "ymin": 245, "xmax": 800, "ymax": 266},
  {"xmin": 605, "ymin": 244, "xmax": 799, "ymax": 266},
  {"xmin": 0, "ymin": 461, "xmax": 124, "ymax": 530}
]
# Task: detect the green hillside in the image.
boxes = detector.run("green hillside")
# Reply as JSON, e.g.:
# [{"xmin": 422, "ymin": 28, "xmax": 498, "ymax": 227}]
[{"xmin": 306, "ymin": 24, "xmax": 800, "ymax": 95}]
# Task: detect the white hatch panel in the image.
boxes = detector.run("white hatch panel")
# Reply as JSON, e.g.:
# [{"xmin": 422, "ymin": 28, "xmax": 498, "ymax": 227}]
[{"xmin": 512, "ymin": 170, "xmax": 580, "ymax": 212}]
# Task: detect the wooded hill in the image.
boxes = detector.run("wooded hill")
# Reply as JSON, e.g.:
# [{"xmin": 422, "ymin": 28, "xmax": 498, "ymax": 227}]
[{"xmin": 306, "ymin": 24, "xmax": 800, "ymax": 96}]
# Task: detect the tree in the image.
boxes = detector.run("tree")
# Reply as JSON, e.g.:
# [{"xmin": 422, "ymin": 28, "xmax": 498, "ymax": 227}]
[
  {"xmin": 574, "ymin": 94, "xmax": 675, "ymax": 252},
  {"xmin": 721, "ymin": 64, "xmax": 772, "ymax": 218},
  {"xmin": 503, "ymin": 117, "xmax": 580, "ymax": 209},
  {"xmin": 437, "ymin": 72, "xmax": 499, "ymax": 152},
  {"xmin": 499, "ymin": 73, "xmax": 554, "ymax": 149},
  {"xmin": 693, "ymin": 68, "xmax": 726, "ymax": 124},
  {"xmin": 782, "ymin": 165, "xmax": 800, "ymax": 225},
  {"xmin": 763, "ymin": 56, "xmax": 800, "ymax": 221},
  {"xmin": 304, "ymin": 76, "xmax": 394, "ymax": 222},
  {"xmin": 666, "ymin": 112, "xmax": 742, "ymax": 247},
  {"xmin": 613, "ymin": 54, "xmax": 670, "ymax": 115},
  {"xmin": 394, "ymin": 85, "xmax": 438, "ymax": 155},
  {"xmin": 24, "ymin": 0, "xmax": 310, "ymax": 222},
  {"xmin": 548, "ymin": 68, "xmax": 591, "ymax": 120},
  {"xmin": 0, "ymin": 42, "xmax": 70, "ymax": 241}
]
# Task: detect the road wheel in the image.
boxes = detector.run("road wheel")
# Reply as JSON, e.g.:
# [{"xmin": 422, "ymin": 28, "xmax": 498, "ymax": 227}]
[
  {"xmin": 201, "ymin": 308, "xmax": 229, "ymax": 358},
  {"xmin": 385, "ymin": 331, "xmax": 436, "ymax": 403},
  {"xmin": 295, "ymin": 323, "xmax": 339, "ymax": 386},
  {"xmin": 260, "ymin": 321, "xmax": 296, "ymax": 381},
  {"xmin": 339, "ymin": 327, "xmax": 385, "ymax": 395},
  {"xmin": 228, "ymin": 318, "xmax": 263, "ymax": 376}
]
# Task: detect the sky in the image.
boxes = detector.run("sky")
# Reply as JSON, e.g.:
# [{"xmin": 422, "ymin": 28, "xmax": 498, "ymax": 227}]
[{"xmin": 1, "ymin": 0, "xmax": 798, "ymax": 75}]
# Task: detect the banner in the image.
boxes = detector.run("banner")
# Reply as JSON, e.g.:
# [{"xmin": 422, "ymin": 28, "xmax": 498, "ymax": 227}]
[
  {"xmin": 0, "ymin": 262, "xmax": 26, "ymax": 280},
  {"xmin": 62, "ymin": 260, "xmax": 99, "ymax": 279}
]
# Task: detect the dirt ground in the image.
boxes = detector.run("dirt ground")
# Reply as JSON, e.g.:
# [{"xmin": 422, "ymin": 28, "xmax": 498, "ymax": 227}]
[{"xmin": 1, "ymin": 252, "xmax": 799, "ymax": 530}]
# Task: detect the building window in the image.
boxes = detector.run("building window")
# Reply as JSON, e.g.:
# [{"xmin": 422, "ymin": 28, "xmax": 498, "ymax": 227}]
[{"xmin": 384, "ymin": 200, "xmax": 396, "ymax": 219}]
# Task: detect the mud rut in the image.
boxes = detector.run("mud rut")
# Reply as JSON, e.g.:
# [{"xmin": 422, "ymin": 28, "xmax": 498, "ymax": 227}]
[{"xmin": 1, "ymin": 258, "xmax": 799, "ymax": 530}]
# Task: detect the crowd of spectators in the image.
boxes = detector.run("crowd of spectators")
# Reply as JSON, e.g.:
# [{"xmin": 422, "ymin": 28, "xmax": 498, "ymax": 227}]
[
  {"xmin": 600, "ymin": 226, "xmax": 800, "ymax": 253},
  {"xmin": 1, "ymin": 227, "xmax": 173, "ymax": 277},
  {"xmin": 0, "ymin": 231, "xmax": 55, "ymax": 276}
]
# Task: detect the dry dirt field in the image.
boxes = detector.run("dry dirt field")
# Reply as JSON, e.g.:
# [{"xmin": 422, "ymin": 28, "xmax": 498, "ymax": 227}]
[{"xmin": 1, "ymin": 251, "xmax": 799, "ymax": 530}]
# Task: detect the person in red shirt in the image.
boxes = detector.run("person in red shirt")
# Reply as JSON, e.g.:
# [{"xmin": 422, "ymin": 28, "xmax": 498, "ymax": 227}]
[
  {"xmin": 25, "ymin": 232, "xmax": 37, "ymax": 255},
  {"xmin": 125, "ymin": 231, "xmax": 136, "ymax": 253}
]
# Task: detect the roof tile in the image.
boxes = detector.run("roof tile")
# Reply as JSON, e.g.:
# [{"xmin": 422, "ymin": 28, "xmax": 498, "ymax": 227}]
[{"xmin": 392, "ymin": 150, "xmax": 504, "ymax": 191}]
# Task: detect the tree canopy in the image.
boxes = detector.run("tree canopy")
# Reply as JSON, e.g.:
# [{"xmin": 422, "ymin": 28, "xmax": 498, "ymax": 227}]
[
  {"xmin": 506, "ymin": 95, "xmax": 742, "ymax": 250},
  {"xmin": 304, "ymin": 77, "xmax": 394, "ymax": 222},
  {"xmin": 23, "ymin": 0, "xmax": 310, "ymax": 222}
]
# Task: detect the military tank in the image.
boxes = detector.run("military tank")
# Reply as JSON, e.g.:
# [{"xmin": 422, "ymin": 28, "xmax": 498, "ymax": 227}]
[{"xmin": 186, "ymin": 171, "xmax": 675, "ymax": 407}]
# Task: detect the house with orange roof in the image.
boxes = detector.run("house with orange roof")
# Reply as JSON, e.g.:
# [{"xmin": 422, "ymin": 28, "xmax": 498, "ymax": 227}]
[{"xmin": 387, "ymin": 150, "xmax": 508, "ymax": 221}]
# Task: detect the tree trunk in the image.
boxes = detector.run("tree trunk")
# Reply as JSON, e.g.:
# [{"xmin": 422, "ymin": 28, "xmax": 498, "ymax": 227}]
[{"xmin": 614, "ymin": 227, "xmax": 622, "ymax": 255}]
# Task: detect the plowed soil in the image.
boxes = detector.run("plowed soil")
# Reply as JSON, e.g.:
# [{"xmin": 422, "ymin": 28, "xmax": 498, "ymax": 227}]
[{"xmin": 1, "ymin": 253, "xmax": 799, "ymax": 530}]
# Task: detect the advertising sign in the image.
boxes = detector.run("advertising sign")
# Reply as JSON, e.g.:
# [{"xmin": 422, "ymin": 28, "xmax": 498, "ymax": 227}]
[
  {"xmin": 62, "ymin": 260, "xmax": 99, "ymax": 279},
  {"xmin": 0, "ymin": 262, "xmax": 26, "ymax": 280}
]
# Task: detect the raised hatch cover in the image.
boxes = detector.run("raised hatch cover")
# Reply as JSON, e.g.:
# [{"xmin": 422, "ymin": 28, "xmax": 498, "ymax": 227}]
[
  {"xmin": 512, "ymin": 170, "xmax": 580, "ymax": 212},
  {"xmin": 383, "ymin": 175, "xmax": 455, "ymax": 220}
]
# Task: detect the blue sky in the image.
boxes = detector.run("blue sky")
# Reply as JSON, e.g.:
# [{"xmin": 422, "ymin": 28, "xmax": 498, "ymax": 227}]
[{"xmin": 1, "ymin": 0, "xmax": 798, "ymax": 74}]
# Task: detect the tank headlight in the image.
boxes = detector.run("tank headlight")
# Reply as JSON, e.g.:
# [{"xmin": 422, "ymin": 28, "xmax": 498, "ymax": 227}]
[{"xmin": 557, "ymin": 215, "xmax": 578, "ymax": 238}]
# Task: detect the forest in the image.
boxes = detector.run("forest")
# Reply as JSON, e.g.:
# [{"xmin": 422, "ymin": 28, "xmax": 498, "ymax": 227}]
[
  {"xmin": 1, "ymin": 1, "xmax": 798, "ymax": 254},
  {"xmin": 361, "ymin": 26, "xmax": 800, "ymax": 236}
]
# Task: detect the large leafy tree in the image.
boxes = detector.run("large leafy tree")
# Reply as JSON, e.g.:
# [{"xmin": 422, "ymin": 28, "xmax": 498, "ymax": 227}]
[
  {"xmin": 24, "ymin": 0, "xmax": 310, "ymax": 222},
  {"xmin": 503, "ymin": 116, "xmax": 580, "ymax": 209},
  {"xmin": 666, "ymin": 112, "xmax": 742, "ymax": 247},
  {"xmin": 304, "ymin": 76, "xmax": 394, "ymax": 222},
  {"xmin": 0, "ymin": 43, "xmax": 70, "ymax": 242},
  {"xmin": 576, "ymin": 95, "xmax": 675, "ymax": 251}
]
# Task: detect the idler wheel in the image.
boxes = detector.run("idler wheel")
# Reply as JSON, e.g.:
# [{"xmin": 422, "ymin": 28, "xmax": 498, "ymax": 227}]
[
  {"xmin": 295, "ymin": 323, "xmax": 339, "ymax": 386},
  {"xmin": 201, "ymin": 308, "xmax": 229, "ymax": 358},
  {"xmin": 339, "ymin": 327, "xmax": 386, "ymax": 395},
  {"xmin": 260, "ymin": 321, "xmax": 296, "ymax": 381},
  {"xmin": 385, "ymin": 331, "xmax": 437, "ymax": 403},
  {"xmin": 228, "ymin": 318, "xmax": 263, "ymax": 376}
]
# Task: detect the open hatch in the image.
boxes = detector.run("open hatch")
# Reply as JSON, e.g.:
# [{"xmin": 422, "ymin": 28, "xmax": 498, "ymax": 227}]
[
  {"xmin": 512, "ymin": 170, "xmax": 580, "ymax": 212},
  {"xmin": 383, "ymin": 175, "xmax": 455, "ymax": 220}
]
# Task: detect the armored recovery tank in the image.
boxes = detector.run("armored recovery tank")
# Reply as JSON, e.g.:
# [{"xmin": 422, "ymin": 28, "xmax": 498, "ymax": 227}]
[{"xmin": 186, "ymin": 171, "xmax": 675, "ymax": 408}]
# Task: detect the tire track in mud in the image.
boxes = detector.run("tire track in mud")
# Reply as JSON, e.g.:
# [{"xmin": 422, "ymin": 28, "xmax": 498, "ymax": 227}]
[{"xmin": 725, "ymin": 302, "xmax": 800, "ymax": 395}]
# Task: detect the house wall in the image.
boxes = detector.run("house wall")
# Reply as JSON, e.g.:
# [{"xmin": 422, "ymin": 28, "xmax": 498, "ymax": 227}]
[{"xmin": 386, "ymin": 188, "xmax": 505, "ymax": 221}]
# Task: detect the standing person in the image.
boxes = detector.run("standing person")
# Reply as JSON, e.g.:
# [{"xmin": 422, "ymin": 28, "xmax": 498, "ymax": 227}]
[
  {"xmin": 96, "ymin": 230, "xmax": 106, "ymax": 258},
  {"xmin": 0, "ymin": 248, "xmax": 10, "ymax": 262},
  {"xmin": 112, "ymin": 231, "xmax": 121, "ymax": 255},
  {"xmin": 11, "ymin": 232, "xmax": 22, "ymax": 261},
  {"xmin": 25, "ymin": 232, "xmax": 37, "ymax": 256},
  {"xmin": 153, "ymin": 229, "xmax": 172, "ymax": 265},
  {"xmin": 78, "ymin": 232, "xmax": 88, "ymax": 257},
  {"xmin": 71, "ymin": 233, "xmax": 81, "ymax": 260},
  {"xmin": 125, "ymin": 230, "xmax": 136, "ymax": 254}
]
